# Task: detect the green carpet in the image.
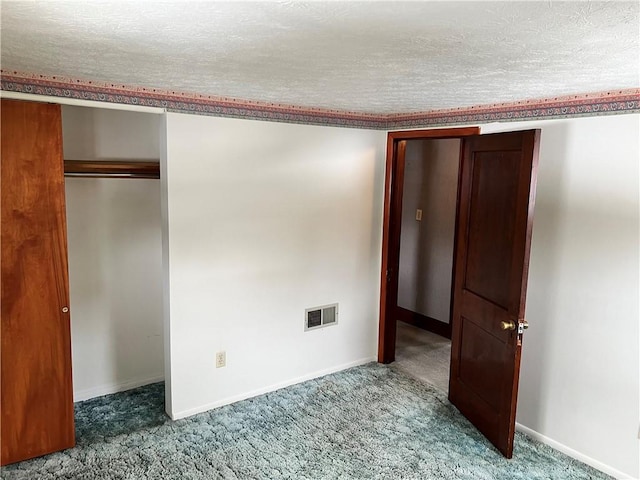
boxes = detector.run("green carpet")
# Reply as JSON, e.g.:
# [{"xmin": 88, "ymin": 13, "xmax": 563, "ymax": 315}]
[{"xmin": 2, "ymin": 364, "xmax": 610, "ymax": 479}]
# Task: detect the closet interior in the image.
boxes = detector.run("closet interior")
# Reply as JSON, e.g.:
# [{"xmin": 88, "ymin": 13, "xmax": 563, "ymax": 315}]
[
  {"xmin": 62, "ymin": 105, "xmax": 164, "ymax": 404},
  {"xmin": 1, "ymin": 99, "xmax": 164, "ymax": 465}
]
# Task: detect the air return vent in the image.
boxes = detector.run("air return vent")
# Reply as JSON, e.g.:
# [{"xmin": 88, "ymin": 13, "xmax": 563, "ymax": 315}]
[{"xmin": 305, "ymin": 303, "xmax": 339, "ymax": 331}]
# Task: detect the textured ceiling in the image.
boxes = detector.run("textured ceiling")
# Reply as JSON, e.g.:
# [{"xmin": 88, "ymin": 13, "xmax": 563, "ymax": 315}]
[{"xmin": 1, "ymin": 1, "xmax": 638, "ymax": 114}]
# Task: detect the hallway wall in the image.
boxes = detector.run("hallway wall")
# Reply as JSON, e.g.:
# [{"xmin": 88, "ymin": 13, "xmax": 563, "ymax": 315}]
[{"xmin": 397, "ymin": 139, "xmax": 460, "ymax": 323}]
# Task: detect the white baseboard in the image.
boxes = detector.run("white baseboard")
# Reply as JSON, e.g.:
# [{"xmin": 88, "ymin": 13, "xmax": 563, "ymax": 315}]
[
  {"xmin": 516, "ymin": 423, "xmax": 637, "ymax": 480},
  {"xmin": 171, "ymin": 357, "xmax": 376, "ymax": 420},
  {"xmin": 74, "ymin": 374, "xmax": 165, "ymax": 402}
]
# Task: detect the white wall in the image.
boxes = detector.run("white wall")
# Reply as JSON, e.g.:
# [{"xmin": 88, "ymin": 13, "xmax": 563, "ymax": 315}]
[
  {"xmin": 480, "ymin": 114, "xmax": 639, "ymax": 479},
  {"xmin": 161, "ymin": 113, "xmax": 386, "ymax": 418},
  {"xmin": 62, "ymin": 106, "xmax": 164, "ymax": 401},
  {"xmin": 397, "ymin": 139, "xmax": 460, "ymax": 322},
  {"xmin": 63, "ymin": 104, "xmax": 637, "ymax": 477}
]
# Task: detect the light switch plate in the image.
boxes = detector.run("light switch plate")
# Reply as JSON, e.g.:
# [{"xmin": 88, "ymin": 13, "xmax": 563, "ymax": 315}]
[{"xmin": 416, "ymin": 209, "xmax": 423, "ymax": 221}]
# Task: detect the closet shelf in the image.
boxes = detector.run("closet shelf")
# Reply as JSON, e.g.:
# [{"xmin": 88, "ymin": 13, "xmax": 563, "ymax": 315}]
[{"xmin": 64, "ymin": 160, "xmax": 160, "ymax": 179}]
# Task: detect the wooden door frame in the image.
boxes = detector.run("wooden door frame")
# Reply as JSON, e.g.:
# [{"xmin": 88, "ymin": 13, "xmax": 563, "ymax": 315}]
[{"xmin": 378, "ymin": 127, "xmax": 480, "ymax": 364}]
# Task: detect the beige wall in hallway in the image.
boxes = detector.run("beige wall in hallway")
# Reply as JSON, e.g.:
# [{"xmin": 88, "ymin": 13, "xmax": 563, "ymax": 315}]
[{"xmin": 397, "ymin": 138, "xmax": 460, "ymax": 323}]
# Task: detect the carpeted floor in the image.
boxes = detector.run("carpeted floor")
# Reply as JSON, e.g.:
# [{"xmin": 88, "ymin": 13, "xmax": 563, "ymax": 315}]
[
  {"xmin": 2, "ymin": 364, "xmax": 610, "ymax": 480},
  {"xmin": 394, "ymin": 321, "xmax": 451, "ymax": 393}
]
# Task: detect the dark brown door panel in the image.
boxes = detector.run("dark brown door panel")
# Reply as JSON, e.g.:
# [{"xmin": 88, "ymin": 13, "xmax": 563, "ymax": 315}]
[{"xmin": 449, "ymin": 129, "xmax": 540, "ymax": 458}]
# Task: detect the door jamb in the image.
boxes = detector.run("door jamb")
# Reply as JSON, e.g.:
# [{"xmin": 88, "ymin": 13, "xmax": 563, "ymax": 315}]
[{"xmin": 378, "ymin": 127, "xmax": 481, "ymax": 364}]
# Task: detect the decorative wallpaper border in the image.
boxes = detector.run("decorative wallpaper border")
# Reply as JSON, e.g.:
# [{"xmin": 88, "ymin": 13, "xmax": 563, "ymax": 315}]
[
  {"xmin": 0, "ymin": 71, "xmax": 387, "ymax": 129},
  {"xmin": 385, "ymin": 90, "xmax": 640, "ymax": 129},
  {"xmin": 1, "ymin": 71, "xmax": 638, "ymax": 130}
]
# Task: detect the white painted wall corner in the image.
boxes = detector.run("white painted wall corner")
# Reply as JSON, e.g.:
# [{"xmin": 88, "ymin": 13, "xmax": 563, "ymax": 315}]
[
  {"xmin": 516, "ymin": 423, "xmax": 638, "ymax": 480},
  {"xmin": 74, "ymin": 375, "xmax": 165, "ymax": 403}
]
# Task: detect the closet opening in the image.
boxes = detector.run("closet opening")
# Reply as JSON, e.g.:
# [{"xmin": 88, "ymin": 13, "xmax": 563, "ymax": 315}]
[{"xmin": 61, "ymin": 106, "xmax": 167, "ymax": 431}]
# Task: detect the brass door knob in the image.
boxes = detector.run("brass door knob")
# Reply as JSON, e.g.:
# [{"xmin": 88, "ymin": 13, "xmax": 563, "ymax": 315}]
[
  {"xmin": 522, "ymin": 320, "xmax": 529, "ymax": 330},
  {"xmin": 500, "ymin": 320, "xmax": 516, "ymax": 331}
]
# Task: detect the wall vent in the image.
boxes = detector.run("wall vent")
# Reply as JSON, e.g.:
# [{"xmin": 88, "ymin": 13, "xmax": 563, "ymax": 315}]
[{"xmin": 305, "ymin": 303, "xmax": 339, "ymax": 331}]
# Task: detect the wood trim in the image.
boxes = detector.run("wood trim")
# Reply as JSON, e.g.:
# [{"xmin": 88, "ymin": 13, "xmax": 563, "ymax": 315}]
[
  {"xmin": 64, "ymin": 160, "xmax": 160, "ymax": 179},
  {"xmin": 379, "ymin": 140, "xmax": 407, "ymax": 363},
  {"xmin": 447, "ymin": 141, "xmax": 467, "ymax": 337},
  {"xmin": 378, "ymin": 127, "xmax": 480, "ymax": 364},
  {"xmin": 387, "ymin": 127, "xmax": 481, "ymax": 141},
  {"xmin": 396, "ymin": 307, "xmax": 451, "ymax": 339},
  {"xmin": 517, "ymin": 130, "xmax": 541, "ymax": 314},
  {"xmin": 377, "ymin": 135, "xmax": 396, "ymax": 362}
]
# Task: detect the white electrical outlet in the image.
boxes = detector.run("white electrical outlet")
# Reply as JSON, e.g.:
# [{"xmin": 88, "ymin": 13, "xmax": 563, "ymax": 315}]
[
  {"xmin": 416, "ymin": 209, "xmax": 423, "ymax": 221},
  {"xmin": 215, "ymin": 351, "xmax": 226, "ymax": 368}
]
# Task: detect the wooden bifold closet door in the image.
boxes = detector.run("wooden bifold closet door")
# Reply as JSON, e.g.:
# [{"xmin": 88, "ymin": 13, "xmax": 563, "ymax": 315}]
[{"xmin": 1, "ymin": 99, "xmax": 75, "ymax": 465}]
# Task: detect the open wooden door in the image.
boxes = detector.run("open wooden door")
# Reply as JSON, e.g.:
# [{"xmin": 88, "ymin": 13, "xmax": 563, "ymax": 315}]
[
  {"xmin": 1, "ymin": 99, "xmax": 75, "ymax": 464},
  {"xmin": 449, "ymin": 129, "xmax": 540, "ymax": 458}
]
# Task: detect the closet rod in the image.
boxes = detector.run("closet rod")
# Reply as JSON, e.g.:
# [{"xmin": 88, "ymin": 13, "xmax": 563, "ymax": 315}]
[{"xmin": 64, "ymin": 160, "xmax": 160, "ymax": 179}]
